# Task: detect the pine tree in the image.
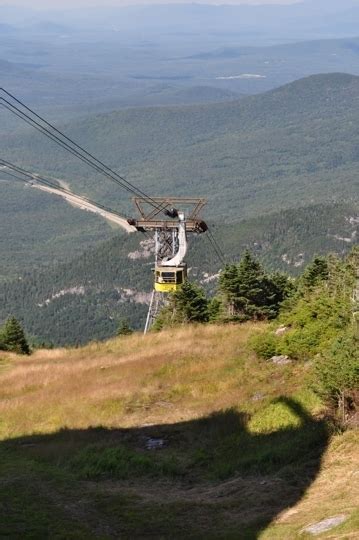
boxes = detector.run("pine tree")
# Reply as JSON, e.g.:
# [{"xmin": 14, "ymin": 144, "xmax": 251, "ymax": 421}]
[
  {"xmin": 0, "ymin": 317, "xmax": 30, "ymax": 355},
  {"xmin": 208, "ymin": 297, "xmax": 222, "ymax": 322},
  {"xmin": 235, "ymin": 250, "xmax": 266, "ymax": 318},
  {"xmin": 301, "ymin": 256, "xmax": 329, "ymax": 289},
  {"xmin": 219, "ymin": 264, "xmax": 239, "ymax": 316},
  {"xmin": 117, "ymin": 319, "xmax": 133, "ymax": 336},
  {"xmin": 219, "ymin": 251, "xmax": 291, "ymax": 321},
  {"xmin": 154, "ymin": 281, "xmax": 209, "ymax": 329},
  {"xmin": 172, "ymin": 281, "xmax": 209, "ymax": 323}
]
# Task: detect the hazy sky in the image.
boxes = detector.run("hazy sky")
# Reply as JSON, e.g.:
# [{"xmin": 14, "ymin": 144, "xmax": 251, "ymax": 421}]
[{"xmin": 0, "ymin": 0, "xmax": 300, "ymax": 9}]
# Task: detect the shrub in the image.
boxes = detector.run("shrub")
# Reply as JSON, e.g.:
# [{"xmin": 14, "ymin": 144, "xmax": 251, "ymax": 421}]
[
  {"xmin": 314, "ymin": 334, "xmax": 359, "ymax": 423},
  {"xmin": 117, "ymin": 319, "xmax": 133, "ymax": 336},
  {"xmin": 250, "ymin": 332, "xmax": 278, "ymax": 360}
]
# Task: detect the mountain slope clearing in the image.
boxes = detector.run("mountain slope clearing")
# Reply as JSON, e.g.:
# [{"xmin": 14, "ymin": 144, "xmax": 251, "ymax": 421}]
[{"xmin": 0, "ymin": 324, "xmax": 358, "ymax": 538}]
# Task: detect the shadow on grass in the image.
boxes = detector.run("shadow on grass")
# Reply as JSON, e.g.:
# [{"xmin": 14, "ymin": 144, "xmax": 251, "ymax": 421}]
[{"xmin": 0, "ymin": 397, "xmax": 330, "ymax": 539}]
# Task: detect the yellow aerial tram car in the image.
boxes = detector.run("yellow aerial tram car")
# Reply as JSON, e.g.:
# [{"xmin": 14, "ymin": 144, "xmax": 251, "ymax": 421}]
[{"xmin": 154, "ymin": 263, "xmax": 187, "ymax": 293}]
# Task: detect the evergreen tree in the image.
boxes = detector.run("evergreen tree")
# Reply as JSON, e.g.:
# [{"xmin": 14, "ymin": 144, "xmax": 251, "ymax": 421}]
[
  {"xmin": 219, "ymin": 251, "xmax": 291, "ymax": 321},
  {"xmin": 117, "ymin": 319, "xmax": 133, "ymax": 336},
  {"xmin": 154, "ymin": 281, "xmax": 209, "ymax": 329},
  {"xmin": 218, "ymin": 264, "xmax": 239, "ymax": 316},
  {"xmin": 301, "ymin": 256, "xmax": 329, "ymax": 289},
  {"xmin": 172, "ymin": 281, "xmax": 209, "ymax": 324},
  {"xmin": 0, "ymin": 317, "xmax": 30, "ymax": 355},
  {"xmin": 208, "ymin": 297, "xmax": 222, "ymax": 322},
  {"xmin": 235, "ymin": 250, "xmax": 267, "ymax": 318}
]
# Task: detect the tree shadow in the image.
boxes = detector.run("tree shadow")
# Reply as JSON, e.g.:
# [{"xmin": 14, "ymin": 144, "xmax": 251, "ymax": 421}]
[{"xmin": 0, "ymin": 397, "xmax": 330, "ymax": 539}]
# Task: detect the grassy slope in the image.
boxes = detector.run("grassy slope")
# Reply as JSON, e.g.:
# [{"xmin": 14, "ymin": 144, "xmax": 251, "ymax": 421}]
[{"xmin": 0, "ymin": 324, "xmax": 357, "ymax": 539}]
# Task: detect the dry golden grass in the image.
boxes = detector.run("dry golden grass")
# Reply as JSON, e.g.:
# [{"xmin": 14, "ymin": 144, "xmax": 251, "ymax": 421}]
[
  {"xmin": 1, "ymin": 323, "xmax": 272, "ymax": 438},
  {"xmin": 0, "ymin": 324, "xmax": 357, "ymax": 539},
  {"xmin": 264, "ymin": 429, "xmax": 359, "ymax": 538}
]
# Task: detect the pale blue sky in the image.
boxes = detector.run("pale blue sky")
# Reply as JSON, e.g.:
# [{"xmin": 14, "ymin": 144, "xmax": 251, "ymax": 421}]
[{"xmin": 0, "ymin": 0, "xmax": 300, "ymax": 8}]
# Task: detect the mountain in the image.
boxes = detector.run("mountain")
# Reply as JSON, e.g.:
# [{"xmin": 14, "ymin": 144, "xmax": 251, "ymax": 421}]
[
  {"xmin": 1, "ymin": 73, "xmax": 359, "ymax": 343},
  {"xmin": 0, "ymin": 179, "xmax": 116, "ymax": 284},
  {"xmin": 1, "ymin": 201, "xmax": 357, "ymax": 345},
  {"xmin": 0, "ymin": 23, "xmax": 15, "ymax": 34},
  {"xmin": 112, "ymin": 85, "xmax": 241, "ymax": 108},
  {"xmin": 4, "ymin": 31, "xmax": 359, "ymax": 112},
  {"xmin": 3, "ymin": 73, "xmax": 359, "ymax": 221},
  {"xmin": 1, "ymin": 73, "xmax": 359, "ymax": 284},
  {"xmin": 0, "ymin": 58, "xmax": 37, "ymax": 76},
  {"xmin": 41, "ymin": 1, "xmax": 359, "ymax": 44}
]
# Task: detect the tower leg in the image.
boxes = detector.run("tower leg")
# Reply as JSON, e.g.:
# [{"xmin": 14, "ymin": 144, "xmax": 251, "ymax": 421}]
[{"xmin": 144, "ymin": 291, "xmax": 167, "ymax": 334}]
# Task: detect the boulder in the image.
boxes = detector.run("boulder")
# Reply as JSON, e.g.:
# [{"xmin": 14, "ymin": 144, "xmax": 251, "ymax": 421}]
[{"xmin": 271, "ymin": 355, "xmax": 292, "ymax": 365}]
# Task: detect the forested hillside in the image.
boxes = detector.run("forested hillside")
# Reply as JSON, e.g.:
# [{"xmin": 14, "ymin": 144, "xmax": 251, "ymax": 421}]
[
  {"xmin": 2, "ymin": 72, "xmax": 359, "ymax": 283},
  {"xmin": 0, "ymin": 180, "xmax": 116, "ymax": 283},
  {"xmin": 1, "ymin": 202, "xmax": 357, "ymax": 345},
  {"xmin": 2, "ymin": 73, "xmax": 359, "ymax": 223},
  {"xmin": 1, "ymin": 73, "xmax": 359, "ymax": 344}
]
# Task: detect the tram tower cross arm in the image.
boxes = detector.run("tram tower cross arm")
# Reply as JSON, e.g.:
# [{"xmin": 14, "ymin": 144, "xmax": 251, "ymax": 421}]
[{"xmin": 127, "ymin": 197, "xmax": 208, "ymax": 233}]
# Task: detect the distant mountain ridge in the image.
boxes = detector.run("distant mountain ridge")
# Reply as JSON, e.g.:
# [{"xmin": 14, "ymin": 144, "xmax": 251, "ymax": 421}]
[{"xmin": 1, "ymin": 1, "xmax": 359, "ymax": 44}]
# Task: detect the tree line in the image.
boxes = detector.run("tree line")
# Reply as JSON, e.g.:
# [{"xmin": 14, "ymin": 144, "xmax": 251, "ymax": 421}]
[{"xmin": 155, "ymin": 250, "xmax": 294, "ymax": 328}]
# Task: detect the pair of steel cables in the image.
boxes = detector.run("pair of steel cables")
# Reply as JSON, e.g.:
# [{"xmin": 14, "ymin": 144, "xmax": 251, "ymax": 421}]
[{"xmin": 0, "ymin": 87, "xmax": 227, "ymax": 266}]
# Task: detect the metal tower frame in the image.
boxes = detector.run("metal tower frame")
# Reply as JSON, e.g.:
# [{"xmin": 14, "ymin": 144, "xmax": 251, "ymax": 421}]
[{"xmin": 128, "ymin": 197, "xmax": 207, "ymax": 333}]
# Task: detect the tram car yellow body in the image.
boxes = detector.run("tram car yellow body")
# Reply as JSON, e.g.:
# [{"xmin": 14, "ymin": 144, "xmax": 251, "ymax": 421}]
[{"xmin": 154, "ymin": 264, "xmax": 187, "ymax": 293}]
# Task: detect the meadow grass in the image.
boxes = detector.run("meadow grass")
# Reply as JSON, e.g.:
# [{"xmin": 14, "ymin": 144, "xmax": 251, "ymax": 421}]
[{"xmin": 0, "ymin": 324, "xmax": 357, "ymax": 538}]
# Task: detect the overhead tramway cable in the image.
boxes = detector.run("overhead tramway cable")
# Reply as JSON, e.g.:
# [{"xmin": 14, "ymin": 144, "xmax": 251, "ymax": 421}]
[
  {"xmin": 0, "ymin": 159, "xmax": 135, "ymax": 222},
  {"xmin": 203, "ymin": 229, "xmax": 226, "ymax": 267},
  {"xmin": 0, "ymin": 88, "xmax": 170, "ymax": 215},
  {"xmin": 207, "ymin": 227, "xmax": 226, "ymax": 265},
  {"xmin": 204, "ymin": 226, "xmax": 226, "ymax": 267},
  {"xmin": 0, "ymin": 97, "xmax": 145, "ymax": 201}
]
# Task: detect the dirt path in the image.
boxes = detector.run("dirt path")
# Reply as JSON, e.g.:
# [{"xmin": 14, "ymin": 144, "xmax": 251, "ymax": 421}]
[{"xmin": 31, "ymin": 180, "xmax": 136, "ymax": 233}]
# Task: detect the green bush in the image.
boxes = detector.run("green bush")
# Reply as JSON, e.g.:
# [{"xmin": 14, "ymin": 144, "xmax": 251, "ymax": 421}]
[
  {"xmin": 314, "ymin": 334, "xmax": 359, "ymax": 419},
  {"xmin": 250, "ymin": 332, "xmax": 278, "ymax": 359},
  {"xmin": 274, "ymin": 287, "xmax": 352, "ymax": 360}
]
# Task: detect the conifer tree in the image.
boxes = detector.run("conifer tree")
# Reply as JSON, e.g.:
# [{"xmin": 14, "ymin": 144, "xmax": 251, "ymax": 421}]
[
  {"xmin": 0, "ymin": 317, "xmax": 30, "ymax": 355},
  {"xmin": 172, "ymin": 280, "xmax": 209, "ymax": 323},
  {"xmin": 154, "ymin": 280, "xmax": 209, "ymax": 329},
  {"xmin": 219, "ymin": 264, "xmax": 239, "ymax": 316},
  {"xmin": 208, "ymin": 297, "xmax": 222, "ymax": 322},
  {"xmin": 219, "ymin": 250, "xmax": 291, "ymax": 320},
  {"xmin": 117, "ymin": 319, "xmax": 133, "ymax": 336},
  {"xmin": 235, "ymin": 250, "xmax": 266, "ymax": 317},
  {"xmin": 301, "ymin": 256, "xmax": 329, "ymax": 289}
]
